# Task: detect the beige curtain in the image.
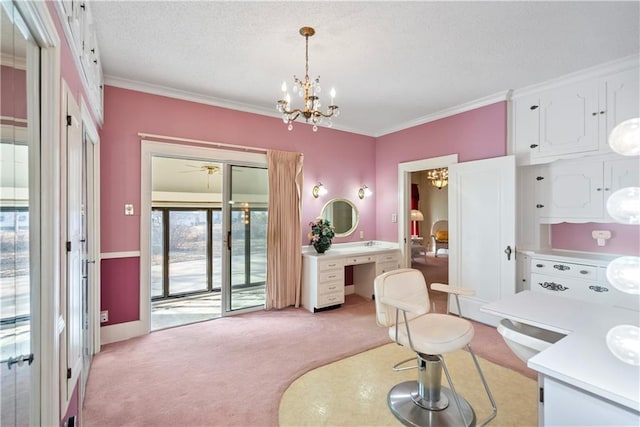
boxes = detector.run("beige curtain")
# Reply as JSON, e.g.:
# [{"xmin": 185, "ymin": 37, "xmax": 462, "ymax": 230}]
[{"xmin": 266, "ymin": 150, "xmax": 304, "ymax": 309}]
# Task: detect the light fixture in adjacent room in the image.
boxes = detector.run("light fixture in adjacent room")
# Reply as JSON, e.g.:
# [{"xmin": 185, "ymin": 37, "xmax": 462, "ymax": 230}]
[
  {"xmin": 358, "ymin": 185, "xmax": 372, "ymax": 199},
  {"xmin": 427, "ymin": 167, "xmax": 448, "ymax": 189},
  {"xmin": 312, "ymin": 182, "xmax": 327, "ymax": 198},
  {"xmin": 410, "ymin": 209, "xmax": 424, "ymax": 222},
  {"xmin": 276, "ymin": 26, "xmax": 340, "ymax": 132}
]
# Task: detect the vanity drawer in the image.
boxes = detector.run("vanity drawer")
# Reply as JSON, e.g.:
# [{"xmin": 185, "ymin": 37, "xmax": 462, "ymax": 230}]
[
  {"xmin": 345, "ymin": 255, "xmax": 376, "ymax": 265},
  {"xmin": 319, "ymin": 270, "xmax": 344, "ymax": 283},
  {"xmin": 317, "ymin": 291, "xmax": 344, "ymax": 308},
  {"xmin": 531, "ymin": 273, "xmax": 618, "ymax": 306},
  {"xmin": 530, "ymin": 259, "xmax": 597, "ymax": 279},
  {"xmin": 377, "ymin": 253, "xmax": 398, "ymax": 263},
  {"xmin": 377, "ymin": 262, "xmax": 399, "ymax": 275},
  {"xmin": 318, "ymin": 281, "xmax": 343, "ymax": 295},
  {"xmin": 318, "ymin": 259, "xmax": 343, "ymax": 272}
]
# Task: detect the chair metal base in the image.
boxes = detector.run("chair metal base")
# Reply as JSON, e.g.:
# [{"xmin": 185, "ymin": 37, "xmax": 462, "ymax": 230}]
[{"xmin": 388, "ymin": 381, "xmax": 476, "ymax": 427}]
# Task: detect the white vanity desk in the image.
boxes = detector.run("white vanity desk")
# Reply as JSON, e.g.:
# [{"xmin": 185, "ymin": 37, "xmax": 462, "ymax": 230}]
[
  {"xmin": 301, "ymin": 241, "xmax": 400, "ymax": 313},
  {"xmin": 482, "ymin": 291, "xmax": 639, "ymax": 426}
]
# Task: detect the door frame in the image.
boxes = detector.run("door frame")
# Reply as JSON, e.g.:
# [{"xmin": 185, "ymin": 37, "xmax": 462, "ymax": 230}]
[
  {"xmin": 105, "ymin": 141, "xmax": 267, "ymax": 344},
  {"xmin": 14, "ymin": 2, "xmax": 62, "ymax": 425},
  {"xmin": 397, "ymin": 155, "xmax": 458, "ymax": 266}
]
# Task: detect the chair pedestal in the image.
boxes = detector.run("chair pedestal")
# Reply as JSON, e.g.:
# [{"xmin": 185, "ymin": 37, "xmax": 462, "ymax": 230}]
[{"xmin": 388, "ymin": 355, "xmax": 476, "ymax": 427}]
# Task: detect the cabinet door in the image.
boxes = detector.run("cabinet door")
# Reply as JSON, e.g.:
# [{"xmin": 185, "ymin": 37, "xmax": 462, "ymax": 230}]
[
  {"xmin": 603, "ymin": 157, "xmax": 640, "ymax": 221},
  {"xmin": 604, "ymin": 68, "xmax": 640, "ymax": 142},
  {"xmin": 538, "ymin": 160, "xmax": 604, "ymax": 222},
  {"xmin": 536, "ymin": 80, "xmax": 599, "ymax": 158},
  {"xmin": 513, "ymin": 94, "xmax": 540, "ymax": 163}
]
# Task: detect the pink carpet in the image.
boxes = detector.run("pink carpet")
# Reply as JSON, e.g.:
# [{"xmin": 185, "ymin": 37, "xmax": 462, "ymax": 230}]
[{"xmin": 82, "ymin": 295, "xmax": 390, "ymax": 426}]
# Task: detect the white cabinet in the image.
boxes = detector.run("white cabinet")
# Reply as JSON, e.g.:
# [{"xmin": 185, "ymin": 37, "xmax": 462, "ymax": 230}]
[
  {"xmin": 513, "ymin": 65, "xmax": 639, "ymax": 165},
  {"xmin": 541, "ymin": 376, "xmax": 640, "ymax": 427},
  {"xmin": 532, "ymin": 156, "xmax": 639, "ymax": 223},
  {"xmin": 301, "ymin": 246, "xmax": 400, "ymax": 313},
  {"xmin": 529, "ymin": 255, "xmax": 638, "ymax": 311}
]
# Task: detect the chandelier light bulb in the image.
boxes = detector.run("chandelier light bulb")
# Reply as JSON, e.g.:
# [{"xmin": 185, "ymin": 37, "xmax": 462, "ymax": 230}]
[
  {"xmin": 281, "ymin": 81, "xmax": 287, "ymax": 93},
  {"xmin": 606, "ymin": 256, "xmax": 640, "ymax": 294},
  {"xmin": 608, "ymin": 118, "xmax": 640, "ymax": 156},
  {"xmin": 606, "ymin": 187, "xmax": 640, "ymax": 224}
]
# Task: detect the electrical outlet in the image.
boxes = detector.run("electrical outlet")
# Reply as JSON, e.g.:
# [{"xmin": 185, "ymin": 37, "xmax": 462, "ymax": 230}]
[
  {"xmin": 391, "ymin": 213, "xmax": 397, "ymax": 223},
  {"xmin": 359, "ymin": 230, "xmax": 364, "ymax": 239},
  {"xmin": 100, "ymin": 310, "xmax": 109, "ymax": 323}
]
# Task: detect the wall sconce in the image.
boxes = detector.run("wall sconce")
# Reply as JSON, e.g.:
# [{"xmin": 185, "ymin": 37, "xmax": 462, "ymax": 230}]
[
  {"xmin": 312, "ymin": 182, "xmax": 327, "ymax": 198},
  {"xmin": 358, "ymin": 185, "xmax": 372, "ymax": 199}
]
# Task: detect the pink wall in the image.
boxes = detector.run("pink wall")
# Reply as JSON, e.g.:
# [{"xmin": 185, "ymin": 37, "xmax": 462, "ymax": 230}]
[
  {"xmin": 0, "ymin": 65, "xmax": 26, "ymax": 119},
  {"xmin": 100, "ymin": 86, "xmax": 376, "ymax": 253},
  {"xmin": 374, "ymin": 102, "xmax": 508, "ymax": 241},
  {"xmin": 551, "ymin": 223, "xmax": 640, "ymax": 256},
  {"xmin": 100, "ymin": 257, "xmax": 140, "ymax": 324}
]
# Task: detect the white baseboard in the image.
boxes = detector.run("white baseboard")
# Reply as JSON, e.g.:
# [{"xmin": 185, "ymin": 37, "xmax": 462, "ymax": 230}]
[{"xmin": 100, "ymin": 320, "xmax": 148, "ymax": 345}]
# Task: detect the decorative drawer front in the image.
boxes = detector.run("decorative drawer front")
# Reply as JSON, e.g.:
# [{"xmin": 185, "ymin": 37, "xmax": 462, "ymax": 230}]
[
  {"xmin": 346, "ymin": 255, "xmax": 376, "ymax": 265},
  {"xmin": 317, "ymin": 291, "xmax": 344, "ymax": 307},
  {"xmin": 319, "ymin": 270, "xmax": 344, "ymax": 283},
  {"xmin": 530, "ymin": 259, "xmax": 597, "ymax": 279},
  {"xmin": 318, "ymin": 281, "xmax": 343, "ymax": 295},
  {"xmin": 531, "ymin": 273, "xmax": 618, "ymax": 306},
  {"xmin": 318, "ymin": 260, "xmax": 343, "ymax": 272}
]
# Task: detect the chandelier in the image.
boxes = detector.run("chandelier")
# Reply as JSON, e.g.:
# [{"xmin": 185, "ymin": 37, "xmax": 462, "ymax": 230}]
[
  {"xmin": 427, "ymin": 168, "xmax": 448, "ymax": 189},
  {"xmin": 277, "ymin": 27, "xmax": 339, "ymax": 132}
]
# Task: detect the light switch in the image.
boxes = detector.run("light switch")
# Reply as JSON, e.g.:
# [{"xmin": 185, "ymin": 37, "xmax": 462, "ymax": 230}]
[
  {"xmin": 359, "ymin": 231, "xmax": 364, "ymax": 239},
  {"xmin": 125, "ymin": 204, "xmax": 134, "ymax": 216},
  {"xmin": 391, "ymin": 213, "xmax": 397, "ymax": 223}
]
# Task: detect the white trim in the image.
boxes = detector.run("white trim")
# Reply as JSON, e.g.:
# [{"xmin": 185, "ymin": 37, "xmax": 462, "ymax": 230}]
[
  {"xmin": 15, "ymin": 1, "xmax": 61, "ymax": 425},
  {"xmin": 512, "ymin": 54, "xmax": 640, "ymax": 99},
  {"xmin": 100, "ymin": 251, "xmax": 141, "ymax": 259},
  {"xmin": 377, "ymin": 91, "xmax": 510, "ymax": 137},
  {"xmin": 0, "ymin": 51, "xmax": 27, "ymax": 69},
  {"xmin": 397, "ymin": 155, "xmax": 458, "ymax": 267},
  {"xmin": 138, "ymin": 132, "xmax": 268, "ymax": 154},
  {"xmin": 100, "ymin": 320, "xmax": 147, "ymax": 345},
  {"xmin": 81, "ymin": 99, "xmax": 99, "ymax": 145},
  {"xmin": 0, "ymin": 115, "xmax": 29, "ymax": 123}
]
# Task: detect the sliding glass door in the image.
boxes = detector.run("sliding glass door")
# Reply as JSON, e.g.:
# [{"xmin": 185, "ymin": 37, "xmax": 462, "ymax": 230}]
[{"xmin": 226, "ymin": 165, "xmax": 268, "ymax": 312}]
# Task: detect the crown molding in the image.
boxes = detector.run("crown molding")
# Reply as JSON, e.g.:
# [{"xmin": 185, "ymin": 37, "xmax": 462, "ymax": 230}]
[
  {"xmin": 373, "ymin": 90, "xmax": 510, "ymax": 137},
  {"xmin": 511, "ymin": 53, "xmax": 640, "ymax": 99},
  {"xmin": 0, "ymin": 53, "xmax": 27, "ymax": 70}
]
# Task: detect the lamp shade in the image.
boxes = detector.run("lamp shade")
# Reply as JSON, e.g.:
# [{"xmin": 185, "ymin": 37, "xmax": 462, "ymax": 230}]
[
  {"xmin": 608, "ymin": 118, "xmax": 640, "ymax": 156},
  {"xmin": 410, "ymin": 209, "xmax": 424, "ymax": 221}
]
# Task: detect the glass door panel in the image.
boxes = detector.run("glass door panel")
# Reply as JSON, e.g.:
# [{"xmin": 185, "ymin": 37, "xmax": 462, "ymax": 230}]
[
  {"xmin": 0, "ymin": 3, "xmax": 38, "ymax": 424},
  {"xmin": 168, "ymin": 210, "xmax": 207, "ymax": 295},
  {"xmin": 227, "ymin": 166, "xmax": 268, "ymax": 311},
  {"xmin": 211, "ymin": 210, "xmax": 222, "ymax": 291},
  {"xmin": 150, "ymin": 209, "xmax": 164, "ymax": 298}
]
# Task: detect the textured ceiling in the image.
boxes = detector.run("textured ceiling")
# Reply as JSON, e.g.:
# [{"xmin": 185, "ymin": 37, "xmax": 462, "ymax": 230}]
[{"xmin": 91, "ymin": 1, "xmax": 640, "ymax": 137}]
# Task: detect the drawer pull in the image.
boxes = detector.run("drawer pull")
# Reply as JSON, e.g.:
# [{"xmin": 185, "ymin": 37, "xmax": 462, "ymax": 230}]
[
  {"xmin": 579, "ymin": 270, "xmax": 589, "ymax": 275},
  {"xmin": 535, "ymin": 263, "xmax": 544, "ymax": 268},
  {"xmin": 553, "ymin": 264, "xmax": 570, "ymax": 271},
  {"xmin": 327, "ymin": 285, "xmax": 337, "ymax": 291},
  {"xmin": 327, "ymin": 274, "xmax": 337, "ymax": 280},
  {"xmin": 589, "ymin": 285, "xmax": 609, "ymax": 293},
  {"xmin": 539, "ymin": 281, "xmax": 569, "ymax": 292}
]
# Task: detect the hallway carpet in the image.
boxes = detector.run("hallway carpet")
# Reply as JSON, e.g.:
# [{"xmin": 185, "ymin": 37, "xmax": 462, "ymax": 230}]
[{"xmin": 280, "ymin": 343, "xmax": 537, "ymax": 426}]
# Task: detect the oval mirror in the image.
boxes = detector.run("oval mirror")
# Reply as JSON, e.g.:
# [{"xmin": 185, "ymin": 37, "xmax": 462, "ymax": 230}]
[{"xmin": 321, "ymin": 198, "xmax": 359, "ymax": 237}]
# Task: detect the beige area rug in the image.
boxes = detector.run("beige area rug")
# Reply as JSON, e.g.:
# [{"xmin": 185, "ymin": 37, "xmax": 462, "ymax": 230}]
[{"xmin": 280, "ymin": 343, "xmax": 538, "ymax": 426}]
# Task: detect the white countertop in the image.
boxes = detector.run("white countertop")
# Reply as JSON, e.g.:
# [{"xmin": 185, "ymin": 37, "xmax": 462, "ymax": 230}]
[
  {"xmin": 520, "ymin": 249, "xmax": 620, "ymax": 267},
  {"xmin": 482, "ymin": 291, "xmax": 640, "ymax": 411},
  {"xmin": 302, "ymin": 241, "xmax": 400, "ymax": 258}
]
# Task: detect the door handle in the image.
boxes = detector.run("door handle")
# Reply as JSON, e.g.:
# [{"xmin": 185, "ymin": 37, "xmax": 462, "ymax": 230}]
[
  {"xmin": 227, "ymin": 231, "xmax": 231, "ymax": 251},
  {"xmin": 7, "ymin": 353, "xmax": 34, "ymax": 370},
  {"xmin": 504, "ymin": 245, "xmax": 513, "ymax": 261}
]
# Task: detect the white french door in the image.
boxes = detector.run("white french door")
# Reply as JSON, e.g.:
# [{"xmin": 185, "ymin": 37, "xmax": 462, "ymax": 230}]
[{"xmin": 448, "ymin": 155, "xmax": 516, "ymax": 325}]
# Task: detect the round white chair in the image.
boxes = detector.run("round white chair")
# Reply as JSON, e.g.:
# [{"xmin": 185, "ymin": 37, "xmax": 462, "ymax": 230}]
[{"xmin": 374, "ymin": 268, "xmax": 497, "ymax": 426}]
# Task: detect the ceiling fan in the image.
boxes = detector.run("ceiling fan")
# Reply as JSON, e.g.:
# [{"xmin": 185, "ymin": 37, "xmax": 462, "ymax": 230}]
[{"xmin": 180, "ymin": 164, "xmax": 221, "ymax": 189}]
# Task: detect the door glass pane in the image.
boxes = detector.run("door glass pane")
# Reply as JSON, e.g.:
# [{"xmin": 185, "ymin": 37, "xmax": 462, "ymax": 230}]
[
  {"xmin": 1, "ymin": 3, "xmax": 38, "ymax": 425},
  {"xmin": 211, "ymin": 210, "xmax": 222, "ymax": 291},
  {"xmin": 168, "ymin": 210, "xmax": 207, "ymax": 294},
  {"xmin": 150, "ymin": 209, "xmax": 164, "ymax": 298},
  {"xmin": 229, "ymin": 166, "xmax": 267, "ymax": 311}
]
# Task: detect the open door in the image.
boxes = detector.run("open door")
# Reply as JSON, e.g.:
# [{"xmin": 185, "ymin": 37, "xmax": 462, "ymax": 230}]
[{"xmin": 448, "ymin": 156, "xmax": 516, "ymax": 326}]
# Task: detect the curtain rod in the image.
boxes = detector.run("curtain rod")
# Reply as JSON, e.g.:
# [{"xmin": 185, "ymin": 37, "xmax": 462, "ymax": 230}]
[{"xmin": 138, "ymin": 132, "xmax": 268, "ymax": 154}]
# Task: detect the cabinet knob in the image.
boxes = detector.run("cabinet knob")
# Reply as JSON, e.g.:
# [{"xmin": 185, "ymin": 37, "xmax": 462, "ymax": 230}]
[
  {"xmin": 592, "ymin": 112, "xmax": 598, "ymax": 116},
  {"xmin": 604, "ymin": 187, "xmax": 610, "ymax": 191},
  {"xmin": 530, "ymin": 144, "xmax": 539, "ymax": 149},
  {"xmin": 536, "ymin": 204, "xmax": 544, "ymax": 208},
  {"xmin": 530, "ymin": 105, "xmax": 539, "ymax": 110},
  {"xmin": 536, "ymin": 176, "xmax": 545, "ymax": 181},
  {"xmin": 599, "ymin": 111, "xmax": 605, "ymax": 115},
  {"xmin": 536, "ymin": 264, "xmax": 544, "ymax": 268},
  {"xmin": 596, "ymin": 188, "xmax": 602, "ymax": 191}
]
